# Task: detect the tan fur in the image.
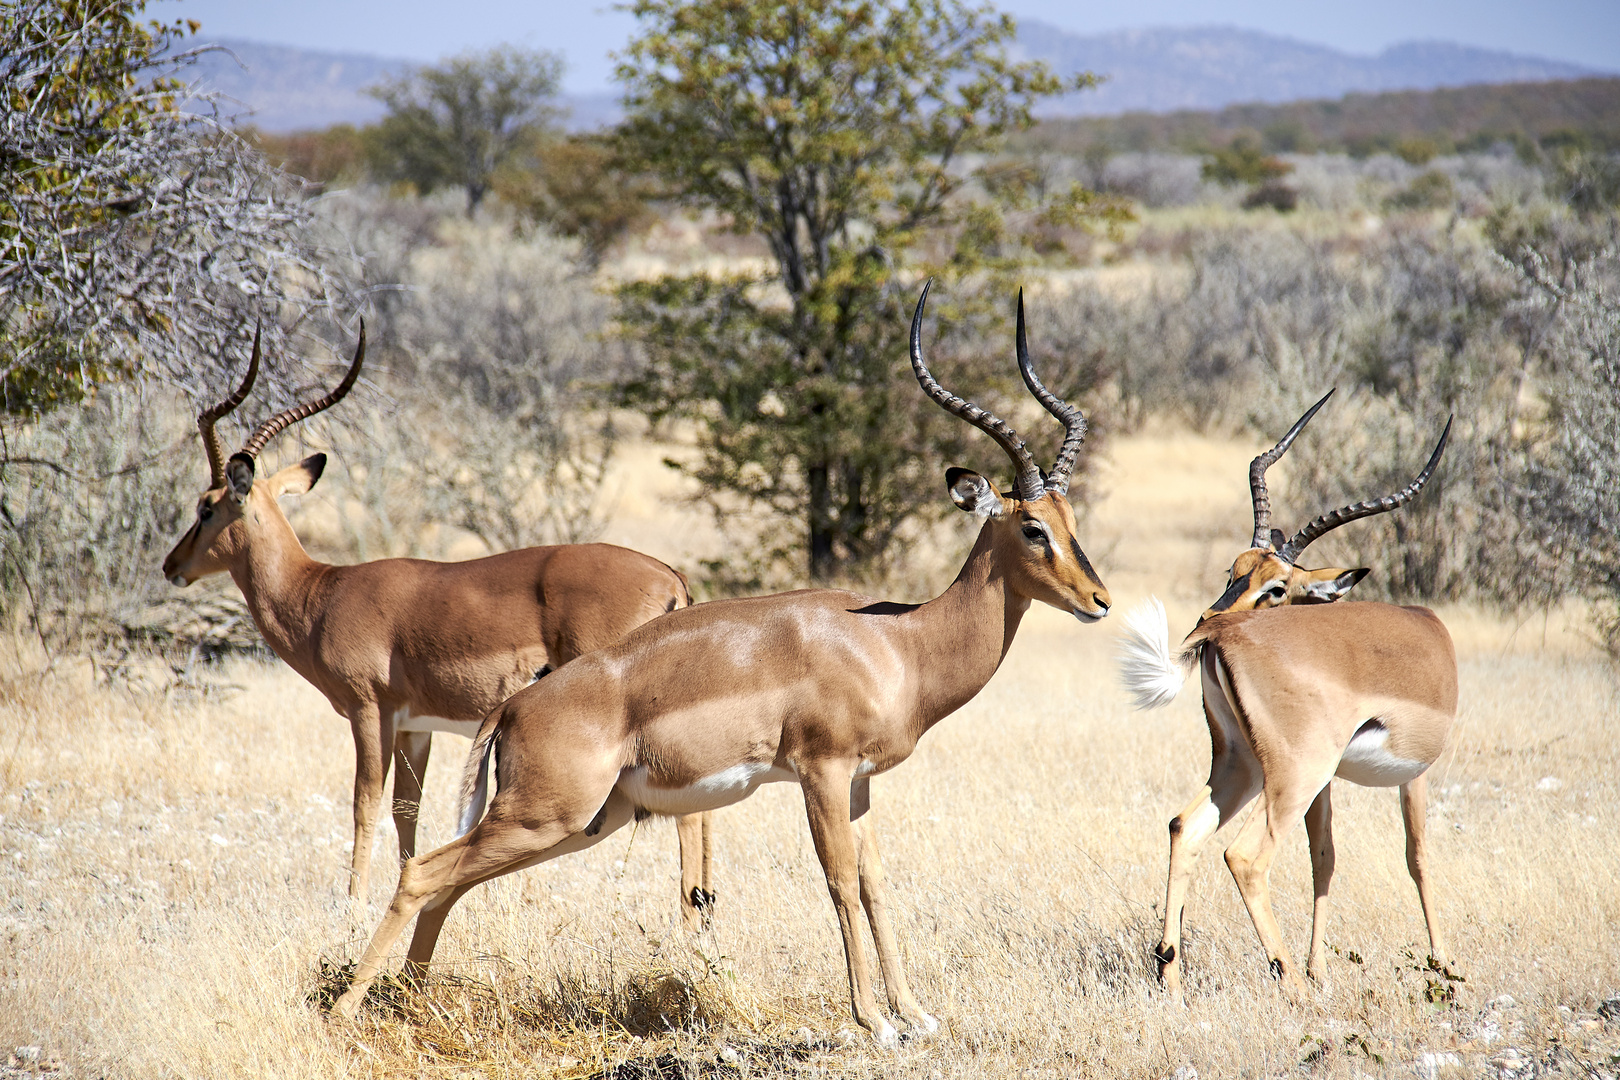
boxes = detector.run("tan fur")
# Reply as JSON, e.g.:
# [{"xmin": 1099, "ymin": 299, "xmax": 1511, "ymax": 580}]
[
  {"xmin": 1157, "ymin": 602, "xmax": 1459, "ymax": 1003},
  {"xmin": 161, "ymin": 457, "xmax": 712, "ymax": 919},
  {"xmin": 332, "ymin": 484, "xmax": 1112, "ymax": 1042}
]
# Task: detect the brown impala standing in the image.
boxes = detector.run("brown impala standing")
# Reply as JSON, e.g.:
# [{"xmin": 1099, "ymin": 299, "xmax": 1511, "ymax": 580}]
[
  {"xmin": 162, "ymin": 325, "xmax": 715, "ymax": 923},
  {"xmin": 1118, "ymin": 391, "xmax": 1460, "ymax": 1003},
  {"xmin": 331, "ymin": 285, "xmax": 1113, "ymax": 1043}
]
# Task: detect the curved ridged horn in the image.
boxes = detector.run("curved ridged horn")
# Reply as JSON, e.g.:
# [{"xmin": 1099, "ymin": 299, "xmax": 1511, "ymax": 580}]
[
  {"xmin": 909, "ymin": 281, "xmax": 1044, "ymax": 501},
  {"xmin": 1014, "ymin": 289, "xmax": 1088, "ymax": 496},
  {"xmin": 1249, "ymin": 389, "xmax": 1334, "ymax": 549},
  {"xmin": 199, "ymin": 323, "xmax": 262, "ymax": 487},
  {"xmin": 239, "ymin": 322, "xmax": 365, "ymax": 461},
  {"xmin": 1278, "ymin": 416, "xmax": 1452, "ymax": 564}
]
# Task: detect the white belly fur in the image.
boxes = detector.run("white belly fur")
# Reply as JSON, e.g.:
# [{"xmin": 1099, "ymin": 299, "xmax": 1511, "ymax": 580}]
[
  {"xmin": 617, "ymin": 761, "xmax": 799, "ymax": 816},
  {"xmin": 392, "ymin": 708, "xmax": 482, "ymax": 738},
  {"xmin": 1336, "ymin": 723, "xmax": 1427, "ymax": 787}
]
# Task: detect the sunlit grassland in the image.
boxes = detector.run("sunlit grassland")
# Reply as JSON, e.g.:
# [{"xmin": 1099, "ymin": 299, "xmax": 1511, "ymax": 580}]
[{"xmin": 2, "ymin": 425, "xmax": 1616, "ymax": 1078}]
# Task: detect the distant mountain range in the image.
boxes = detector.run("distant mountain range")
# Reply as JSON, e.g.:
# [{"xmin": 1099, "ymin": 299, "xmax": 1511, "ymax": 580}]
[
  {"xmin": 180, "ymin": 25, "xmax": 1606, "ymax": 133},
  {"xmin": 1016, "ymin": 23, "xmax": 1603, "ymax": 116}
]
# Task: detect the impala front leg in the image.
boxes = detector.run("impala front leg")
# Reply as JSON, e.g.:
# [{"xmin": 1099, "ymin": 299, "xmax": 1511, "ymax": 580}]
[
  {"xmin": 851, "ymin": 778, "xmax": 938, "ymax": 1038},
  {"xmin": 1303, "ymin": 784, "xmax": 1336, "ymax": 982},
  {"xmin": 802, "ymin": 763, "xmax": 897, "ymax": 1048},
  {"xmin": 348, "ymin": 703, "xmax": 392, "ymax": 906}
]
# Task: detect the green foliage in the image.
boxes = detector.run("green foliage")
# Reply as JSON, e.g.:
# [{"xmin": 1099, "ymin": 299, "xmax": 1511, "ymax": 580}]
[
  {"xmin": 1024, "ymin": 76, "xmax": 1620, "ymax": 160},
  {"xmin": 0, "ymin": 0, "xmax": 188, "ymax": 415},
  {"xmin": 1386, "ymin": 169, "xmax": 1456, "ymax": 211},
  {"xmin": 365, "ymin": 46, "xmax": 563, "ymax": 214},
  {"xmin": 493, "ymin": 134, "xmax": 659, "ymax": 270},
  {"xmin": 1201, "ymin": 133, "xmax": 1293, "ymax": 187},
  {"xmin": 612, "ymin": 0, "xmax": 1111, "ymax": 585}
]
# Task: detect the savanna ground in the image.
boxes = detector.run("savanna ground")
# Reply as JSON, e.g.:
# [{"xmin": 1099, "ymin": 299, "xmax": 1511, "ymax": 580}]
[{"xmin": 2, "ymin": 419, "xmax": 1617, "ymax": 1080}]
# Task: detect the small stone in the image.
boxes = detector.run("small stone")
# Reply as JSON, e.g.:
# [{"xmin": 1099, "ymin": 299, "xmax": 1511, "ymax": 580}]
[
  {"xmin": 1488, "ymin": 994, "xmax": 1516, "ymax": 1010},
  {"xmin": 13, "ymin": 1048, "xmax": 41, "ymax": 1065},
  {"xmin": 794, "ymin": 1027, "xmax": 817, "ymax": 1047},
  {"xmin": 1413, "ymin": 1051, "xmax": 1461, "ymax": 1080},
  {"xmin": 718, "ymin": 1046, "xmax": 743, "ymax": 1065},
  {"xmin": 1168, "ymin": 1067, "xmax": 1199, "ymax": 1080},
  {"xmin": 1535, "ymin": 776, "xmax": 1562, "ymax": 791}
]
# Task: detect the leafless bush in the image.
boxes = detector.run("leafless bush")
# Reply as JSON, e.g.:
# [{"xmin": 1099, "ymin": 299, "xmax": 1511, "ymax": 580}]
[
  {"xmin": 320, "ymin": 199, "xmax": 623, "ymax": 558},
  {"xmin": 0, "ymin": 1, "xmax": 364, "ymax": 415},
  {"xmin": 1506, "ymin": 242, "xmax": 1620, "ymax": 650},
  {"xmin": 1047, "ymin": 223, "xmax": 1551, "ymax": 604},
  {"xmin": 0, "ymin": 382, "xmax": 258, "ymax": 666}
]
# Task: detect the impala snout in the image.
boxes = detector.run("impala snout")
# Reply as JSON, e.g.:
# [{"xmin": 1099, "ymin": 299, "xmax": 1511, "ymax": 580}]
[{"xmin": 1073, "ymin": 591, "xmax": 1111, "ymax": 623}]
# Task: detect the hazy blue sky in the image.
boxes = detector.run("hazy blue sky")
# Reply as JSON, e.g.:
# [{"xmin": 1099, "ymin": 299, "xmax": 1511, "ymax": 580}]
[{"xmin": 148, "ymin": 0, "xmax": 1620, "ymax": 93}]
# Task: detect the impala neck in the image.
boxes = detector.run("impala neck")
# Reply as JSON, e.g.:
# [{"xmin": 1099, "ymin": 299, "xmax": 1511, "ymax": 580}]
[
  {"xmin": 225, "ymin": 496, "xmax": 330, "ymax": 660},
  {"xmin": 907, "ymin": 520, "xmax": 1030, "ymax": 732}
]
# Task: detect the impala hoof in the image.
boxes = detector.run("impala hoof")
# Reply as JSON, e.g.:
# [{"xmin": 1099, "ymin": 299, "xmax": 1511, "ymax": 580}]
[
  {"xmin": 904, "ymin": 1010, "xmax": 940, "ymax": 1039},
  {"xmin": 872, "ymin": 1019, "xmax": 899, "ymax": 1049}
]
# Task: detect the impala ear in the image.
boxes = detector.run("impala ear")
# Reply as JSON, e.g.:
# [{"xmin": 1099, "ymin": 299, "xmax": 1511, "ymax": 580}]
[
  {"xmin": 271, "ymin": 453, "xmax": 326, "ymax": 498},
  {"xmin": 945, "ymin": 467, "xmax": 1006, "ymax": 518},
  {"xmin": 1301, "ymin": 567, "xmax": 1369, "ymax": 603},
  {"xmin": 224, "ymin": 453, "xmax": 255, "ymax": 503}
]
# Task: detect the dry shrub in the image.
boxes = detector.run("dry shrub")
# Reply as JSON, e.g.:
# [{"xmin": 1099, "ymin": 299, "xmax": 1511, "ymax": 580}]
[{"xmin": 323, "ymin": 196, "xmax": 623, "ymax": 560}]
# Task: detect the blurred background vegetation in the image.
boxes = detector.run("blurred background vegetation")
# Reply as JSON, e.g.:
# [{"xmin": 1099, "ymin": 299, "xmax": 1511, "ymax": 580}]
[{"xmin": 2, "ymin": 0, "xmax": 1618, "ymax": 666}]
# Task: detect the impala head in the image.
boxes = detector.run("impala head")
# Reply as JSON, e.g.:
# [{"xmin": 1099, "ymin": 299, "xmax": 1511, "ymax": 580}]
[
  {"xmin": 162, "ymin": 324, "xmax": 365, "ymax": 587},
  {"xmin": 1199, "ymin": 390, "xmax": 1451, "ymax": 624},
  {"xmin": 910, "ymin": 282, "xmax": 1111, "ymax": 622}
]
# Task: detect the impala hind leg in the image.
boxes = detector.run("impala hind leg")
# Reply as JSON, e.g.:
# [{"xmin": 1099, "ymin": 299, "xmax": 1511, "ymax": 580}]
[
  {"xmin": 801, "ymin": 764, "xmax": 896, "ymax": 1048},
  {"xmin": 1157, "ymin": 750, "xmax": 1261, "ymax": 1003},
  {"xmin": 1223, "ymin": 783, "xmax": 1321, "ymax": 997},
  {"xmin": 1303, "ymin": 785, "xmax": 1336, "ymax": 983},
  {"xmin": 392, "ymin": 732, "xmax": 433, "ymax": 862},
  {"xmin": 1400, "ymin": 774, "xmax": 1459, "ymax": 979},
  {"xmin": 850, "ymin": 778, "xmax": 937, "ymax": 1038},
  {"xmin": 676, "ymin": 812, "xmax": 715, "ymax": 930},
  {"xmin": 403, "ymin": 788, "xmax": 640, "ymax": 977}
]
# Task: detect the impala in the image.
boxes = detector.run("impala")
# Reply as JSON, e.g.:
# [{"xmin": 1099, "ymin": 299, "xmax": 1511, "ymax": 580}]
[
  {"xmin": 162, "ymin": 325, "xmax": 714, "ymax": 925},
  {"xmin": 1118, "ymin": 393, "xmax": 1459, "ymax": 1003},
  {"xmin": 331, "ymin": 285, "xmax": 1113, "ymax": 1043}
]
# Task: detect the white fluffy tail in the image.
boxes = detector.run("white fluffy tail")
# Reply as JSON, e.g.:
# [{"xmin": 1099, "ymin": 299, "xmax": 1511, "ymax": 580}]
[
  {"xmin": 455, "ymin": 725, "xmax": 497, "ymax": 838},
  {"xmin": 1116, "ymin": 596, "xmax": 1191, "ymax": 710}
]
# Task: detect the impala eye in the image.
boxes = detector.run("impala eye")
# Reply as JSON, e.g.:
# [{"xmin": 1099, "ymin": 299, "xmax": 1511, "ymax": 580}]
[
  {"xmin": 199, "ymin": 506, "xmax": 213, "ymax": 521},
  {"xmin": 1022, "ymin": 524, "xmax": 1047, "ymax": 544},
  {"xmin": 1265, "ymin": 583, "xmax": 1286, "ymax": 599}
]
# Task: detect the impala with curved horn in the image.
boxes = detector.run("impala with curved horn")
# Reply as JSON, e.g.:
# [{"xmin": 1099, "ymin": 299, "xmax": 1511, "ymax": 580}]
[
  {"xmin": 163, "ymin": 324, "xmax": 716, "ymax": 925},
  {"xmin": 1117, "ymin": 394, "xmax": 1460, "ymax": 1003},
  {"xmin": 331, "ymin": 285, "xmax": 1111, "ymax": 1043}
]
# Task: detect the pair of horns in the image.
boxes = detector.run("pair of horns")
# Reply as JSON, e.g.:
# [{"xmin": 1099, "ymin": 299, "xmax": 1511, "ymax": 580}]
[
  {"xmin": 1249, "ymin": 388, "xmax": 1452, "ymax": 564},
  {"xmin": 909, "ymin": 281, "xmax": 1087, "ymax": 500},
  {"xmin": 199, "ymin": 322, "xmax": 366, "ymax": 487}
]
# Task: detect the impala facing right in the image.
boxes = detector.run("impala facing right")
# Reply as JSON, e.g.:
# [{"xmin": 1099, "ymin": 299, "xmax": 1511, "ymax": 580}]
[{"xmin": 1119, "ymin": 393, "xmax": 1461, "ymax": 1004}]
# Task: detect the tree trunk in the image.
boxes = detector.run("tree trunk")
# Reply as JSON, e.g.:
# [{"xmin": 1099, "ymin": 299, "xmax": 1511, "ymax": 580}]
[{"xmin": 807, "ymin": 460, "xmax": 835, "ymax": 582}]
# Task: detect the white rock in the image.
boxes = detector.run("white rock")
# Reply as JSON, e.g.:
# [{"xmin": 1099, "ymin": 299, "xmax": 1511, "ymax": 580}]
[
  {"xmin": 1535, "ymin": 776, "xmax": 1562, "ymax": 791},
  {"xmin": 1413, "ymin": 1051, "xmax": 1461, "ymax": 1079}
]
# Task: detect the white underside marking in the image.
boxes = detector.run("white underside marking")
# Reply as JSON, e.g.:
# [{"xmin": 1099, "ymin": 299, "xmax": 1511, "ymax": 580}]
[
  {"xmin": 392, "ymin": 708, "xmax": 481, "ymax": 738},
  {"xmin": 1336, "ymin": 723, "xmax": 1427, "ymax": 787},
  {"xmin": 616, "ymin": 761, "xmax": 799, "ymax": 816}
]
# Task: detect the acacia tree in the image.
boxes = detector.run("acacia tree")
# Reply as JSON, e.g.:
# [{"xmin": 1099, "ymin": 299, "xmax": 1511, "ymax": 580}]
[
  {"xmin": 0, "ymin": 0, "xmax": 356, "ymax": 418},
  {"xmin": 366, "ymin": 46, "xmax": 563, "ymax": 215},
  {"xmin": 615, "ymin": 0, "xmax": 1111, "ymax": 585}
]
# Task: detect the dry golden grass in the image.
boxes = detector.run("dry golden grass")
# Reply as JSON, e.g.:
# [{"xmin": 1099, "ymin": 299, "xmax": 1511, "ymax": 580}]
[{"xmin": 3, "ymin": 425, "xmax": 1618, "ymax": 1079}]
